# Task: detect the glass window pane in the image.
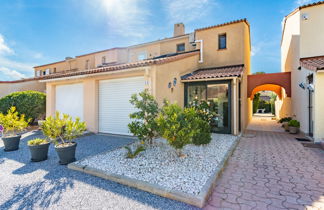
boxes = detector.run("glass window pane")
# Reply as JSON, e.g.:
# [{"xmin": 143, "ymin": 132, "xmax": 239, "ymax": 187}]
[
  {"xmin": 207, "ymin": 84, "xmax": 229, "ymax": 133},
  {"xmin": 187, "ymin": 84, "xmax": 206, "ymax": 104},
  {"xmin": 219, "ymin": 34, "xmax": 226, "ymax": 49}
]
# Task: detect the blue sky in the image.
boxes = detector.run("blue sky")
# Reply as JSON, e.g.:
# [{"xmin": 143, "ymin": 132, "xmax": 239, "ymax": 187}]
[{"xmin": 0, "ymin": 0, "xmax": 319, "ymax": 80}]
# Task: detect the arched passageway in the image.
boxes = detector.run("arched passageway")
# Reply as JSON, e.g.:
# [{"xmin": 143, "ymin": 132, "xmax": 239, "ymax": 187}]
[{"xmin": 246, "ymin": 72, "xmax": 292, "ymax": 132}]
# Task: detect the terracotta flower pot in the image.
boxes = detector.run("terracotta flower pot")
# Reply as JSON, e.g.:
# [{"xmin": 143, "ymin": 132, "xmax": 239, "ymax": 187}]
[
  {"xmin": 55, "ymin": 142, "xmax": 77, "ymax": 165},
  {"xmin": 2, "ymin": 135, "xmax": 21, "ymax": 151}
]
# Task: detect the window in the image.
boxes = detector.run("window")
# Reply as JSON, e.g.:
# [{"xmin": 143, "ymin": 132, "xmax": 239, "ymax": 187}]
[
  {"xmin": 45, "ymin": 68, "xmax": 50, "ymax": 75},
  {"xmin": 102, "ymin": 56, "xmax": 106, "ymax": 64},
  {"xmin": 36, "ymin": 70, "xmax": 40, "ymax": 77},
  {"xmin": 176, "ymin": 43, "xmax": 185, "ymax": 52},
  {"xmin": 218, "ymin": 34, "xmax": 227, "ymax": 50},
  {"xmin": 53, "ymin": 68, "xmax": 57, "ymax": 73},
  {"xmin": 137, "ymin": 52, "xmax": 147, "ymax": 61},
  {"xmin": 85, "ymin": 60, "xmax": 89, "ymax": 69}
]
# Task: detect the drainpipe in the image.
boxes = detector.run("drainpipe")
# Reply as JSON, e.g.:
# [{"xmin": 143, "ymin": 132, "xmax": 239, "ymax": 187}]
[
  {"xmin": 195, "ymin": 40, "xmax": 203, "ymax": 63},
  {"xmin": 233, "ymin": 77, "xmax": 237, "ymax": 135}
]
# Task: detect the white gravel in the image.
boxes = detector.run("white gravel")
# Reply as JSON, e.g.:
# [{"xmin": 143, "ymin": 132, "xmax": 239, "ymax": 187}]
[{"xmin": 76, "ymin": 134, "xmax": 238, "ymax": 195}]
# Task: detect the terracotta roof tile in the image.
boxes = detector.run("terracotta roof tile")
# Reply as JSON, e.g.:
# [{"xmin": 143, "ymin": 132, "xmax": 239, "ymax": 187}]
[
  {"xmin": 181, "ymin": 64, "xmax": 244, "ymax": 81},
  {"xmin": 300, "ymin": 56, "xmax": 324, "ymax": 71},
  {"xmin": 195, "ymin": 19, "xmax": 249, "ymax": 32},
  {"xmin": 38, "ymin": 50, "xmax": 199, "ymax": 81}
]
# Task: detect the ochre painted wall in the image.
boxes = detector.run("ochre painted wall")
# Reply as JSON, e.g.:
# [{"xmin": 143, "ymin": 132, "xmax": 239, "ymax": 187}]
[
  {"xmin": 154, "ymin": 54, "xmax": 199, "ymax": 107},
  {"xmin": 195, "ymin": 22, "xmax": 246, "ymax": 69}
]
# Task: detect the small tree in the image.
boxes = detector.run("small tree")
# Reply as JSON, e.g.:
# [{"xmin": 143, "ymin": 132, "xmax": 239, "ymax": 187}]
[
  {"xmin": 156, "ymin": 101, "xmax": 197, "ymax": 157},
  {"xmin": 128, "ymin": 90, "xmax": 159, "ymax": 145},
  {"xmin": 41, "ymin": 112, "xmax": 86, "ymax": 146},
  {"xmin": 0, "ymin": 106, "xmax": 29, "ymax": 137}
]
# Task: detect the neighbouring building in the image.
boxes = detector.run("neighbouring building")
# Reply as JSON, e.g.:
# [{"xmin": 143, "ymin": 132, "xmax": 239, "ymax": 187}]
[
  {"xmin": 0, "ymin": 78, "xmax": 46, "ymax": 98},
  {"xmin": 36, "ymin": 19, "xmax": 251, "ymax": 136},
  {"xmin": 281, "ymin": 1, "xmax": 324, "ymax": 142}
]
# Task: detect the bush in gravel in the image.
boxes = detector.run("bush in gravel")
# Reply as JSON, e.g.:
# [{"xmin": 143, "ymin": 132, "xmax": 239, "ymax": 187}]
[
  {"xmin": 192, "ymin": 119, "xmax": 211, "ymax": 145},
  {"xmin": 124, "ymin": 145, "xmax": 145, "ymax": 158},
  {"xmin": 128, "ymin": 90, "xmax": 160, "ymax": 145},
  {"xmin": 156, "ymin": 101, "xmax": 198, "ymax": 157},
  {"xmin": 0, "ymin": 106, "xmax": 30, "ymax": 136},
  {"xmin": 188, "ymin": 99, "xmax": 216, "ymax": 126},
  {"xmin": 0, "ymin": 91, "xmax": 46, "ymax": 124}
]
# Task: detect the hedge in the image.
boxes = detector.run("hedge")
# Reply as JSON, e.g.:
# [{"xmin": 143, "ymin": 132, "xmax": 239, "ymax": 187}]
[{"xmin": 0, "ymin": 91, "xmax": 46, "ymax": 123}]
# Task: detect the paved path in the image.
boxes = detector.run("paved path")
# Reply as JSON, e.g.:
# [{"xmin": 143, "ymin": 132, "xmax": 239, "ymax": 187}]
[
  {"xmin": 205, "ymin": 130, "xmax": 324, "ymax": 210},
  {"xmin": 247, "ymin": 116, "xmax": 284, "ymax": 133},
  {"xmin": 0, "ymin": 131, "xmax": 197, "ymax": 210}
]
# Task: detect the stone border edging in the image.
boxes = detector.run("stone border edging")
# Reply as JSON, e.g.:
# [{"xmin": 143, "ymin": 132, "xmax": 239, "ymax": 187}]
[{"xmin": 68, "ymin": 136, "xmax": 241, "ymax": 208}]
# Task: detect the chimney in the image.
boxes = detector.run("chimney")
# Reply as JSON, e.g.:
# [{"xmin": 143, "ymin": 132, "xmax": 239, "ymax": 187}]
[{"xmin": 174, "ymin": 23, "xmax": 185, "ymax": 37}]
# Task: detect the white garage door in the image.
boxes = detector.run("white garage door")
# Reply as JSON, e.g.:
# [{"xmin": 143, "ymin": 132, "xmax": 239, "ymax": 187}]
[
  {"xmin": 99, "ymin": 77, "xmax": 145, "ymax": 135},
  {"xmin": 56, "ymin": 83, "xmax": 84, "ymax": 120}
]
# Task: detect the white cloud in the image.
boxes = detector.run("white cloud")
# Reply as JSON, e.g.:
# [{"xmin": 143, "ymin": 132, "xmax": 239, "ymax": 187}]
[
  {"xmin": 87, "ymin": 0, "xmax": 152, "ymax": 39},
  {"xmin": 162, "ymin": 0, "xmax": 215, "ymax": 23},
  {"xmin": 32, "ymin": 52, "xmax": 43, "ymax": 59},
  {"xmin": 0, "ymin": 34, "xmax": 14, "ymax": 55},
  {"xmin": 0, "ymin": 33, "xmax": 35, "ymax": 80},
  {"xmin": 0, "ymin": 67, "xmax": 26, "ymax": 80}
]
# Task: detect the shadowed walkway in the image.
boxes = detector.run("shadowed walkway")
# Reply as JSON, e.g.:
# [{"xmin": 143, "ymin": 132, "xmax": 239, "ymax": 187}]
[{"xmin": 205, "ymin": 130, "xmax": 324, "ymax": 209}]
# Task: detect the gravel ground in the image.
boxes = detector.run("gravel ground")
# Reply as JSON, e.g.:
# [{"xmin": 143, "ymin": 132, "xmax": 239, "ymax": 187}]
[
  {"xmin": 0, "ymin": 131, "xmax": 199, "ymax": 210},
  {"xmin": 76, "ymin": 134, "xmax": 238, "ymax": 195}
]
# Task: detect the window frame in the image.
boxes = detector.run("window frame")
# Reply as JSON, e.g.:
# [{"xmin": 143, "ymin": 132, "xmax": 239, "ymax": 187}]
[
  {"xmin": 176, "ymin": 43, "xmax": 185, "ymax": 52},
  {"xmin": 218, "ymin": 33, "xmax": 227, "ymax": 50},
  {"xmin": 102, "ymin": 56, "xmax": 106, "ymax": 64}
]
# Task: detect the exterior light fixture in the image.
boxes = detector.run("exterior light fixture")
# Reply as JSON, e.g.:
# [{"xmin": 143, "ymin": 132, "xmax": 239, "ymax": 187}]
[
  {"xmin": 173, "ymin": 78, "xmax": 177, "ymax": 86},
  {"xmin": 299, "ymin": 82, "xmax": 306, "ymax": 89},
  {"xmin": 307, "ymin": 84, "xmax": 314, "ymax": 92}
]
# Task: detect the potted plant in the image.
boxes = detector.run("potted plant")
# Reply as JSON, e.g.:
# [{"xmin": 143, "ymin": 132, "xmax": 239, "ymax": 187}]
[
  {"xmin": 288, "ymin": 119, "xmax": 300, "ymax": 134},
  {"xmin": 27, "ymin": 138, "xmax": 50, "ymax": 162},
  {"xmin": 41, "ymin": 112, "xmax": 86, "ymax": 165},
  {"xmin": 278, "ymin": 117, "xmax": 292, "ymax": 132},
  {"xmin": 0, "ymin": 107, "xmax": 29, "ymax": 151}
]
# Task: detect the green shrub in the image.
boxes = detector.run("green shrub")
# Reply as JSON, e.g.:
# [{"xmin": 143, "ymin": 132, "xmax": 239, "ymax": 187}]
[
  {"xmin": 192, "ymin": 119, "xmax": 211, "ymax": 145},
  {"xmin": 253, "ymin": 93, "xmax": 260, "ymax": 113},
  {"xmin": 28, "ymin": 138, "xmax": 48, "ymax": 146},
  {"xmin": 128, "ymin": 90, "xmax": 159, "ymax": 145},
  {"xmin": 0, "ymin": 91, "xmax": 46, "ymax": 123},
  {"xmin": 156, "ymin": 101, "xmax": 198, "ymax": 157},
  {"xmin": 288, "ymin": 120, "xmax": 300, "ymax": 128},
  {"xmin": 0, "ymin": 106, "xmax": 29, "ymax": 137},
  {"xmin": 188, "ymin": 99, "xmax": 216, "ymax": 125},
  {"xmin": 124, "ymin": 145, "xmax": 145, "ymax": 158},
  {"xmin": 41, "ymin": 111, "xmax": 86, "ymax": 146},
  {"xmin": 278, "ymin": 117, "xmax": 292, "ymax": 123}
]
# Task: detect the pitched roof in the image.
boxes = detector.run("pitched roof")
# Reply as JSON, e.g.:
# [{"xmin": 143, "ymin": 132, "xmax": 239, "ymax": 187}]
[
  {"xmin": 195, "ymin": 19, "xmax": 249, "ymax": 32},
  {"xmin": 287, "ymin": 1, "xmax": 324, "ymax": 18},
  {"xmin": 300, "ymin": 55, "xmax": 324, "ymax": 71},
  {"xmin": 39, "ymin": 50, "xmax": 199, "ymax": 81},
  {"xmin": 181, "ymin": 64, "xmax": 244, "ymax": 81}
]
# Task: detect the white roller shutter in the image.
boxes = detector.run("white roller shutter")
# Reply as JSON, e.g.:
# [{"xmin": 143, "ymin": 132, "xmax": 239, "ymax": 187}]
[
  {"xmin": 55, "ymin": 83, "xmax": 84, "ymax": 120},
  {"xmin": 99, "ymin": 77, "xmax": 144, "ymax": 135}
]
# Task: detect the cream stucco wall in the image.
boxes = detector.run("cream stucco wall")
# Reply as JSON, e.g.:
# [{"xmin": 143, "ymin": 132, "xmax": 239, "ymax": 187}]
[
  {"xmin": 313, "ymin": 72, "xmax": 324, "ymax": 142},
  {"xmin": 300, "ymin": 4, "xmax": 324, "ymax": 58},
  {"xmin": 0, "ymin": 80, "xmax": 46, "ymax": 98},
  {"xmin": 282, "ymin": 4, "xmax": 324, "ymax": 140}
]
